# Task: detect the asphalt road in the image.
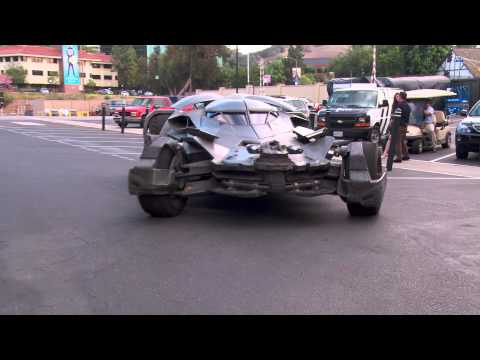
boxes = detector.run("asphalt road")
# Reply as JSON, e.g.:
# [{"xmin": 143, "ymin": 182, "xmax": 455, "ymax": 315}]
[{"xmin": 2, "ymin": 118, "xmax": 480, "ymax": 314}]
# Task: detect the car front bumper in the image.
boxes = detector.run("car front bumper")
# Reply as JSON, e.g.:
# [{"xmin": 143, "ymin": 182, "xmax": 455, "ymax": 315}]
[{"xmin": 456, "ymin": 133, "xmax": 480, "ymax": 150}]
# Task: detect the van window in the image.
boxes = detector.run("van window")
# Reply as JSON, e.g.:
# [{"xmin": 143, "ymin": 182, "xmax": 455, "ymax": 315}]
[{"xmin": 328, "ymin": 90, "xmax": 378, "ymax": 108}]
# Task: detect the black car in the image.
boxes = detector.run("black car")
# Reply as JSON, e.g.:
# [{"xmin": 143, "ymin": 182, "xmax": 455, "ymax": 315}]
[
  {"xmin": 455, "ymin": 100, "xmax": 480, "ymax": 159},
  {"xmin": 128, "ymin": 95, "xmax": 387, "ymax": 218}
]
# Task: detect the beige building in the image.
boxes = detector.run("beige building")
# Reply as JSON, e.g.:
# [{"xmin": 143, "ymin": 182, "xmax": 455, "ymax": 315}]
[{"xmin": 0, "ymin": 45, "xmax": 118, "ymax": 89}]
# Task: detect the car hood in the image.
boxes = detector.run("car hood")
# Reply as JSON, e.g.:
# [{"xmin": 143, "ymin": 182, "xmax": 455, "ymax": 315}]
[
  {"xmin": 459, "ymin": 116, "xmax": 480, "ymax": 126},
  {"xmin": 319, "ymin": 107, "xmax": 371, "ymax": 117}
]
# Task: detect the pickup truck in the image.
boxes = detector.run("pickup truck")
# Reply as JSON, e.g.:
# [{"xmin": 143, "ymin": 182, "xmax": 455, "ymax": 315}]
[{"xmin": 113, "ymin": 96, "xmax": 174, "ymax": 128}]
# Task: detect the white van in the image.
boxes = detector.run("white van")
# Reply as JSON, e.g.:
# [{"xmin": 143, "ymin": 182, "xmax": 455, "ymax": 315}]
[{"xmin": 316, "ymin": 84, "xmax": 401, "ymax": 144}]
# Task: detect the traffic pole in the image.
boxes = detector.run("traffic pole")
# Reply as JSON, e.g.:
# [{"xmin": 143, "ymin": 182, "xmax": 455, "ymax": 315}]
[
  {"xmin": 101, "ymin": 104, "xmax": 106, "ymax": 131},
  {"xmin": 121, "ymin": 105, "xmax": 126, "ymax": 134}
]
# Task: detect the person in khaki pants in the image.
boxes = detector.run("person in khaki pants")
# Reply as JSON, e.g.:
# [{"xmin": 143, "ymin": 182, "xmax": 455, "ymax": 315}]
[
  {"xmin": 423, "ymin": 99, "xmax": 437, "ymax": 152},
  {"xmin": 394, "ymin": 92, "xmax": 411, "ymax": 163}
]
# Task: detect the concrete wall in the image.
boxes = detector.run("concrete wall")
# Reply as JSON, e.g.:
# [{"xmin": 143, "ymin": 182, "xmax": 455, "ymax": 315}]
[
  {"xmin": 4, "ymin": 99, "xmax": 105, "ymax": 115},
  {"xmin": 195, "ymin": 83, "xmax": 329, "ymax": 103}
]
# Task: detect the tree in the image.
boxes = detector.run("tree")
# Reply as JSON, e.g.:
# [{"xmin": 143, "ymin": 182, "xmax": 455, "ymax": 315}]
[
  {"xmin": 265, "ymin": 59, "xmax": 287, "ymax": 85},
  {"xmin": 329, "ymin": 45, "xmax": 451, "ymax": 78},
  {"xmin": 6, "ymin": 65, "xmax": 27, "ymax": 84},
  {"xmin": 135, "ymin": 56, "xmax": 148, "ymax": 89},
  {"xmin": 85, "ymin": 79, "xmax": 96, "ymax": 87},
  {"xmin": 282, "ymin": 45, "xmax": 305, "ymax": 84},
  {"xmin": 80, "ymin": 45, "xmax": 99, "ymax": 53},
  {"xmin": 300, "ymin": 74, "xmax": 315, "ymax": 85},
  {"xmin": 112, "ymin": 45, "xmax": 139, "ymax": 88}
]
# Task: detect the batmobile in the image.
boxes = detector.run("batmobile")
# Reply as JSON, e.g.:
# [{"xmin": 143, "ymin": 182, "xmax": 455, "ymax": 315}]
[{"xmin": 128, "ymin": 95, "xmax": 387, "ymax": 217}]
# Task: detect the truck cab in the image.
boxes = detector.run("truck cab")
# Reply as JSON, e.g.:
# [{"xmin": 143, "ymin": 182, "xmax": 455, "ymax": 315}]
[{"xmin": 316, "ymin": 84, "xmax": 400, "ymax": 144}]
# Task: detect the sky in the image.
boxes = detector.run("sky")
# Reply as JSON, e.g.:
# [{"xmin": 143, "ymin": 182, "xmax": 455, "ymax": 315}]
[{"xmin": 227, "ymin": 45, "xmax": 271, "ymax": 54}]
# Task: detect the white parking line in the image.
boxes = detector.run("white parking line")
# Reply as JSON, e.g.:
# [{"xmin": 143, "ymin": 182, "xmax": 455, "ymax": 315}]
[
  {"xmin": 430, "ymin": 153, "xmax": 456, "ymax": 162},
  {"xmin": 389, "ymin": 177, "xmax": 480, "ymax": 180},
  {"xmin": 11, "ymin": 122, "xmax": 46, "ymax": 126}
]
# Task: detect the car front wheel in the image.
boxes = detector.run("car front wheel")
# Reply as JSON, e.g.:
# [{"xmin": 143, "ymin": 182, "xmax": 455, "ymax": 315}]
[{"xmin": 456, "ymin": 144, "xmax": 468, "ymax": 159}]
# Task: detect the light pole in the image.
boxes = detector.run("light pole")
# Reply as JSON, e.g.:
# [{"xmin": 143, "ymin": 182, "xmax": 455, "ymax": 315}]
[{"xmin": 235, "ymin": 45, "xmax": 239, "ymax": 93}]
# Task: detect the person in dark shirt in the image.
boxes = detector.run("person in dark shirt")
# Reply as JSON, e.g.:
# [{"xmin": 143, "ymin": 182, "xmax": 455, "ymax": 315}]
[{"xmin": 393, "ymin": 91, "xmax": 411, "ymax": 162}]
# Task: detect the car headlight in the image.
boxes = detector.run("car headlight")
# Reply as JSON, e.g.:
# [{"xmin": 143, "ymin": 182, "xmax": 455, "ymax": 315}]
[{"xmin": 457, "ymin": 123, "xmax": 471, "ymax": 133}]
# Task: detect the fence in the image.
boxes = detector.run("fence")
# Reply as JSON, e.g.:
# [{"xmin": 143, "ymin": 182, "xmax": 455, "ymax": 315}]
[{"xmin": 195, "ymin": 83, "xmax": 329, "ymax": 103}]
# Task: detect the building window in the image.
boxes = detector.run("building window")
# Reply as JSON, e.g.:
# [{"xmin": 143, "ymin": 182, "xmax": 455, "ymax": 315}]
[
  {"xmin": 53, "ymin": 58, "xmax": 58, "ymax": 63},
  {"xmin": 90, "ymin": 74, "xmax": 101, "ymax": 80},
  {"xmin": 80, "ymin": 73, "xmax": 86, "ymax": 78},
  {"xmin": 13, "ymin": 56, "xmax": 19, "ymax": 62},
  {"xmin": 19, "ymin": 56, "xmax": 24, "ymax": 61},
  {"xmin": 115, "ymin": 75, "xmax": 118, "ymax": 80},
  {"xmin": 5, "ymin": 57, "xmax": 11, "ymax": 62},
  {"xmin": 48, "ymin": 71, "xmax": 59, "ymax": 76},
  {"xmin": 0, "ymin": 70, "xmax": 4, "ymax": 74},
  {"xmin": 32, "ymin": 57, "xmax": 43, "ymax": 63},
  {"xmin": 32, "ymin": 70, "xmax": 44, "ymax": 76},
  {"xmin": 103, "ymin": 64, "xmax": 112, "ymax": 69},
  {"xmin": 103, "ymin": 75, "xmax": 112, "ymax": 80},
  {"xmin": 0, "ymin": 57, "xmax": 3, "ymax": 62},
  {"xmin": 91, "ymin": 63, "xmax": 101, "ymax": 69}
]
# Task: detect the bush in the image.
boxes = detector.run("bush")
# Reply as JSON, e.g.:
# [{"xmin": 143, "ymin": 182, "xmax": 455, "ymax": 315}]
[
  {"xmin": 300, "ymin": 74, "xmax": 315, "ymax": 85},
  {"xmin": 3, "ymin": 92, "xmax": 14, "ymax": 107}
]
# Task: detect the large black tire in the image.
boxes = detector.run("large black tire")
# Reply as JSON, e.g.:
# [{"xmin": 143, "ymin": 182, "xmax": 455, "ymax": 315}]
[
  {"xmin": 411, "ymin": 139, "xmax": 423, "ymax": 154},
  {"xmin": 442, "ymin": 133, "xmax": 451, "ymax": 149},
  {"xmin": 347, "ymin": 203, "xmax": 380, "ymax": 216},
  {"xmin": 368, "ymin": 126, "xmax": 381, "ymax": 144},
  {"xmin": 137, "ymin": 146, "xmax": 187, "ymax": 217},
  {"xmin": 456, "ymin": 144, "xmax": 468, "ymax": 159},
  {"xmin": 362, "ymin": 142, "xmax": 383, "ymax": 180}
]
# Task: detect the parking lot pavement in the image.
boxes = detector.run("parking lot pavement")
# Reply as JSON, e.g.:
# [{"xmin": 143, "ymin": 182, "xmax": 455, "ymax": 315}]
[
  {"xmin": 2, "ymin": 118, "xmax": 480, "ymax": 314},
  {"xmin": 0, "ymin": 119, "xmax": 143, "ymax": 161}
]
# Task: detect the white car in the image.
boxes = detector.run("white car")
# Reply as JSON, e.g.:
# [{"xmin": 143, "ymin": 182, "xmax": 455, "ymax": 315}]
[
  {"xmin": 144, "ymin": 91, "xmax": 154, "ymax": 96},
  {"xmin": 40, "ymin": 87, "xmax": 49, "ymax": 94},
  {"xmin": 120, "ymin": 90, "xmax": 130, "ymax": 96}
]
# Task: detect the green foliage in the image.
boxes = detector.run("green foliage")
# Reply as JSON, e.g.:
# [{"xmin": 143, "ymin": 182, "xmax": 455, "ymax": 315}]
[
  {"xmin": 112, "ymin": 45, "xmax": 139, "ymax": 88},
  {"xmin": 300, "ymin": 74, "xmax": 315, "ymax": 85},
  {"xmin": 3, "ymin": 92, "xmax": 14, "ymax": 107},
  {"xmin": 282, "ymin": 45, "xmax": 305, "ymax": 84},
  {"xmin": 265, "ymin": 59, "xmax": 287, "ymax": 84},
  {"xmin": 329, "ymin": 45, "xmax": 451, "ymax": 78},
  {"xmin": 6, "ymin": 66, "xmax": 27, "ymax": 84},
  {"xmin": 85, "ymin": 79, "xmax": 96, "ymax": 88}
]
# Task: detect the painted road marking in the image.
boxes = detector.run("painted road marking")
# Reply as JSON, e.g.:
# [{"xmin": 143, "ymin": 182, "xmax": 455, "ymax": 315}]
[
  {"xmin": 430, "ymin": 153, "xmax": 456, "ymax": 162},
  {"xmin": 11, "ymin": 122, "xmax": 46, "ymax": 126}
]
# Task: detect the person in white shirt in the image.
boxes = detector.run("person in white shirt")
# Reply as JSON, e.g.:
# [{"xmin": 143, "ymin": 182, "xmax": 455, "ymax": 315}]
[{"xmin": 423, "ymin": 99, "xmax": 437, "ymax": 152}]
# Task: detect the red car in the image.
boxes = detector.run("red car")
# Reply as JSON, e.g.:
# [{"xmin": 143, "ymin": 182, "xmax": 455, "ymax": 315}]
[{"xmin": 114, "ymin": 96, "xmax": 174, "ymax": 128}]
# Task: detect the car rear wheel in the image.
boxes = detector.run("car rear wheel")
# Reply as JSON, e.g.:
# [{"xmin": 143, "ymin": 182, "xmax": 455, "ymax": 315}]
[
  {"xmin": 442, "ymin": 133, "xmax": 451, "ymax": 149},
  {"xmin": 137, "ymin": 146, "xmax": 187, "ymax": 217},
  {"xmin": 456, "ymin": 144, "xmax": 468, "ymax": 159},
  {"xmin": 368, "ymin": 126, "xmax": 380, "ymax": 143},
  {"xmin": 411, "ymin": 139, "xmax": 423, "ymax": 154}
]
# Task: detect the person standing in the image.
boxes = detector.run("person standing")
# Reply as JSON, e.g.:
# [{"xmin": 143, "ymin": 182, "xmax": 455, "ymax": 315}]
[
  {"xmin": 382, "ymin": 93, "xmax": 400, "ymax": 159},
  {"xmin": 423, "ymin": 99, "xmax": 437, "ymax": 152},
  {"xmin": 393, "ymin": 91, "xmax": 411, "ymax": 163}
]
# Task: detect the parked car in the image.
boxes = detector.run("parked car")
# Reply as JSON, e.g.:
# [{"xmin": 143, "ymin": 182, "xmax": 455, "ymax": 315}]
[
  {"xmin": 455, "ymin": 99, "xmax": 480, "ymax": 159},
  {"xmin": 405, "ymin": 89, "xmax": 455, "ymax": 154},
  {"xmin": 39, "ymin": 87, "xmax": 49, "ymax": 94},
  {"xmin": 97, "ymin": 88, "xmax": 113, "ymax": 95},
  {"xmin": 144, "ymin": 91, "xmax": 154, "ymax": 96},
  {"xmin": 129, "ymin": 90, "xmax": 138, "ymax": 96},
  {"xmin": 96, "ymin": 99, "xmax": 128, "ymax": 116},
  {"xmin": 129, "ymin": 95, "xmax": 387, "ymax": 218},
  {"xmin": 120, "ymin": 90, "xmax": 130, "ymax": 97},
  {"xmin": 113, "ymin": 96, "xmax": 174, "ymax": 128}
]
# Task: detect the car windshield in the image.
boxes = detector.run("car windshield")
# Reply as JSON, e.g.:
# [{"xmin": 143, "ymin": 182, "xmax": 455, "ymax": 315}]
[
  {"xmin": 469, "ymin": 102, "xmax": 480, "ymax": 116},
  {"xmin": 328, "ymin": 90, "xmax": 378, "ymax": 108},
  {"xmin": 131, "ymin": 98, "xmax": 151, "ymax": 106},
  {"xmin": 285, "ymin": 100, "xmax": 307, "ymax": 110}
]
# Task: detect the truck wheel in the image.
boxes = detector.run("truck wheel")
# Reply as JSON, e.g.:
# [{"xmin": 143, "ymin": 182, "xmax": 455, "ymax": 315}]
[
  {"xmin": 411, "ymin": 139, "xmax": 423, "ymax": 154},
  {"xmin": 368, "ymin": 126, "xmax": 380, "ymax": 143},
  {"xmin": 137, "ymin": 146, "xmax": 187, "ymax": 217},
  {"xmin": 456, "ymin": 144, "xmax": 468, "ymax": 159},
  {"xmin": 442, "ymin": 133, "xmax": 451, "ymax": 149},
  {"xmin": 362, "ymin": 142, "xmax": 383, "ymax": 180},
  {"xmin": 347, "ymin": 203, "xmax": 380, "ymax": 216}
]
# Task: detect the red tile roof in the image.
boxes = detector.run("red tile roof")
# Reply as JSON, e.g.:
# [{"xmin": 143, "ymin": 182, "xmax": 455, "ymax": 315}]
[{"xmin": 0, "ymin": 45, "xmax": 112, "ymax": 63}]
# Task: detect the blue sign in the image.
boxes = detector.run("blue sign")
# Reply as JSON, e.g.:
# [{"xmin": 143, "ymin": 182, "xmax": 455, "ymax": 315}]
[{"xmin": 62, "ymin": 45, "xmax": 80, "ymax": 85}]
